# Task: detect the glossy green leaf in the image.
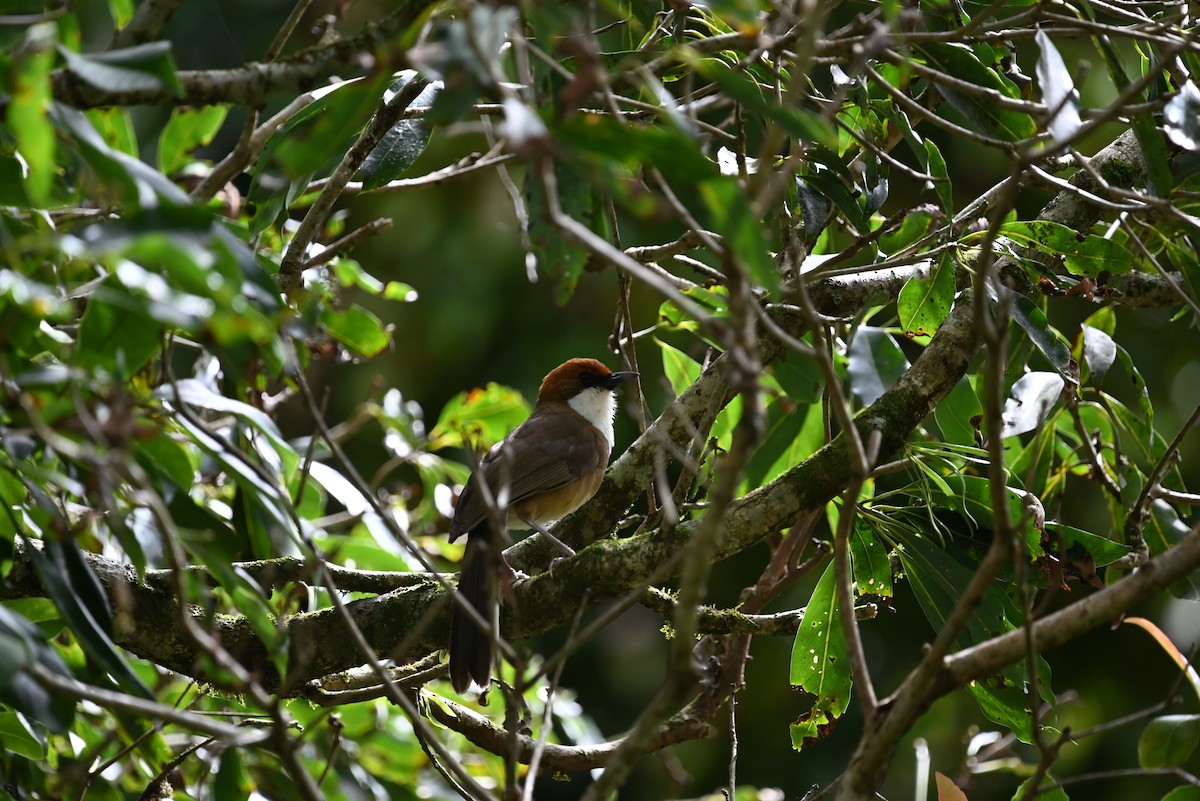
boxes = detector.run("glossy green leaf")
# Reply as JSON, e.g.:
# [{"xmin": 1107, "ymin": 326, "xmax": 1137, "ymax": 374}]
[
  {"xmin": 0, "ymin": 708, "xmax": 46, "ymax": 759},
  {"xmin": 1010, "ymin": 293, "xmax": 1071, "ymax": 373},
  {"xmin": 52, "ymin": 104, "xmax": 189, "ymax": 207},
  {"xmin": 1139, "ymin": 715, "xmax": 1200, "ymax": 769},
  {"xmin": 133, "ymin": 431, "xmax": 196, "ymax": 491},
  {"xmin": 914, "ymin": 43, "xmax": 1037, "ymax": 141},
  {"xmin": 743, "ymin": 401, "xmax": 823, "ymax": 490},
  {"xmin": 1035, "ymin": 29, "xmax": 1081, "ymax": 145},
  {"xmin": 898, "ymin": 254, "xmax": 955, "ymax": 338},
  {"xmin": 790, "ymin": 562, "xmax": 851, "ymax": 750},
  {"xmin": 1160, "ymin": 787, "xmax": 1200, "ymax": 801},
  {"xmin": 937, "ymin": 474, "xmax": 1045, "ymax": 556},
  {"xmin": 269, "ymin": 73, "xmax": 392, "ymax": 180},
  {"xmin": 657, "ymin": 339, "xmax": 740, "ymax": 450},
  {"xmin": 847, "ymin": 327, "xmax": 909, "ymax": 406},
  {"xmin": 157, "ymin": 105, "xmax": 228, "ymax": 174},
  {"xmin": 360, "ymin": 74, "xmax": 439, "ymax": 190},
  {"xmin": 526, "ymin": 160, "xmax": 594, "ymax": 304},
  {"xmin": 60, "ymin": 41, "xmax": 182, "ymax": 96},
  {"xmin": 555, "ymin": 113, "xmax": 717, "ymax": 183},
  {"xmin": 1001, "ymin": 372, "xmax": 1064, "ymax": 438},
  {"xmin": 321, "ymin": 304, "xmax": 391, "ymax": 358}
]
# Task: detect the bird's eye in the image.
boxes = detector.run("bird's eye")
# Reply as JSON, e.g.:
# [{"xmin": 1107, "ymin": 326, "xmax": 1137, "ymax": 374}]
[{"xmin": 579, "ymin": 371, "xmax": 597, "ymax": 385}]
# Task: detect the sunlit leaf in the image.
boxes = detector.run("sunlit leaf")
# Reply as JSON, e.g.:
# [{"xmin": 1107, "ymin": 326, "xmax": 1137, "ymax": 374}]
[
  {"xmin": 998, "ymin": 220, "xmax": 1134, "ymax": 277},
  {"xmin": 898, "ymin": 254, "xmax": 955, "ymax": 338},
  {"xmin": 1001, "ymin": 372, "xmax": 1064, "ymax": 438},
  {"xmin": 1035, "ymin": 30, "xmax": 1081, "ymax": 145},
  {"xmin": 157, "ymin": 105, "xmax": 229, "ymax": 174},
  {"xmin": 1164, "ymin": 81, "xmax": 1200, "ymax": 151},
  {"xmin": 321, "ymin": 304, "xmax": 392, "ymax": 357},
  {"xmin": 790, "ymin": 562, "xmax": 851, "ymax": 750},
  {"xmin": 429, "ymin": 382, "xmax": 531, "ymax": 452}
]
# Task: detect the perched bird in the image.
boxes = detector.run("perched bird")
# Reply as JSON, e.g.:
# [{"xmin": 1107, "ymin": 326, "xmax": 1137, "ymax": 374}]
[{"xmin": 447, "ymin": 358, "xmax": 637, "ymax": 692}]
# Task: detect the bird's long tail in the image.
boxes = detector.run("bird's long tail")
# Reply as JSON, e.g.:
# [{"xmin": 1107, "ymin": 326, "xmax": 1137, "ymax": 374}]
[{"xmin": 449, "ymin": 530, "xmax": 493, "ymax": 693}]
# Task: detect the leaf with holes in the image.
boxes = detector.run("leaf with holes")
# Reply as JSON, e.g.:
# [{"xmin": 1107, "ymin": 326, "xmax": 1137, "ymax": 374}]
[{"xmin": 790, "ymin": 562, "xmax": 850, "ymax": 750}]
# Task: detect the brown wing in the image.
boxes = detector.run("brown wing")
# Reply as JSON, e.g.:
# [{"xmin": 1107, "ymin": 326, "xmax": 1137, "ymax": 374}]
[{"xmin": 448, "ymin": 403, "xmax": 607, "ymax": 541}]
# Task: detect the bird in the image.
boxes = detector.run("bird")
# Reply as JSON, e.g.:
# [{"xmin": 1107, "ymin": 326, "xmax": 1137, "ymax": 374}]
[{"xmin": 446, "ymin": 357, "xmax": 637, "ymax": 693}]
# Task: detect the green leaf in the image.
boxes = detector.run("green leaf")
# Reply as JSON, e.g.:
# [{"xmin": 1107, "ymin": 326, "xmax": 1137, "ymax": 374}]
[
  {"xmin": 1010, "ymin": 293, "xmax": 1071, "ymax": 373},
  {"xmin": 0, "ymin": 606, "xmax": 76, "ymax": 734},
  {"xmin": 526, "ymin": 160, "xmax": 594, "ymax": 304},
  {"xmin": 0, "ymin": 708, "xmax": 46, "ymax": 760},
  {"xmin": 895, "ymin": 533, "xmax": 1048, "ymax": 742},
  {"xmin": 922, "ymin": 139, "xmax": 954, "ymax": 216},
  {"xmin": 1044, "ymin": 522, "xmax": 1128, "ymax": 568},
  {"xmin": 60, "ymin": 41, "xmax": 183, "ymax": 96},
  {"xmin": 28, "ymin": 539, "xmax": 153, "ymax": 700},
  {"xmin": 699, "ymin": 176, "xmax": 778, "ymax": 295},
  {"xmin": 939, "ymin": 474, "xmax": 1045, "ymax": 556},
  {"xmin": 998, "ymin": 220, "xmax": 1134, "ymax": 277},
  {"xmin": 1010, "ymin": 776, "xmax": 1069, "ymax": 801},
  {"xmin": 133, "ymin": 431, "xmax": 196, "ymax": 491},
  {"xmin": 75, "ymin": 279, "xmax": 164, "ymax": 378},
  {"xmin": 898, "ymin": 253, "xmax": 955, "ymax": 338},
  {"xmin": 1160, "ymin": 787, "xmax": 1200, "ymax": 801},
  {"xmin": 743, "ymin": 401, "xmax": 823, "ymax": 490},
  {"xmin": 656, "ymin": 339, "xmax": 740, "ymax": 450},
  {"xmin": 429, "ymin": 382, "xmax": 531, "ymax": 452},
  {"xmin": 878, "ymin": 208, "xmax": 935, "ymax": 255},
  {"xmin": 934, "ymin": 378, "xmax": 982, "ymax": 447},
  {"xmin": 321, "ymin": 304, "xmax": 392, "ymax": 357},
  {"xmin": 157, "ymin": 105, "xmax": 229, "ymax": 174},
  {"xmin": 683, "ymin": 54, "xmax": 837, "ymax": 149},
  {"xmin": 360, "ymin": 74, "xmax": 439, "ymax": 190},
  {"xmin": 157, "ymin": 379, "xmax": 298, "ymax": 476},
  {"xmin": 51, "ymin": 104, "xmax": 190, "ymax": 207},
  {"xmin": 1145, "ymin": 501, "xmax": 1200, "ymax": 601},
  {"xmin": 555, "ymin": 113, "xmax": 717, "ymax": 183},
  {"xmin": 789, "ymin": 562, "xmax": 851, "ymax": 750},
  {"xmin": 914, "ymin": 43, "xmax": 1037, "ymax": 141},
  {"xmin": 269, "ymin": 73, "xmax": 393, "ymax": 180},
  {"xmin": 850, "ymin": 525, "xmax": 893, "ymax": 598},
  {"xmin": 846, "ymin": 327, "xmax": 908, "ymax": 406},
  {"xmin": 7, "ymin": 23, "xmax": 56, "ymax": 205},
  {"xmin": 1139, "ymin": 715, "xmax": 1200, "ymax": 769}
]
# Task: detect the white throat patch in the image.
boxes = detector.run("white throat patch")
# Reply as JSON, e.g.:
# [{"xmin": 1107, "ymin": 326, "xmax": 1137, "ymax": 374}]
[{"xmin": 567, "ymin": 386, "xmax": 617, "ymax": 450}]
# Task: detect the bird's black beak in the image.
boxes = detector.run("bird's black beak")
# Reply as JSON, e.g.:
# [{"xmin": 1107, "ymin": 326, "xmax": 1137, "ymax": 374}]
[{"xmin": 604, "ymin": 371, "xmax": 638, "ymax": 390}]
